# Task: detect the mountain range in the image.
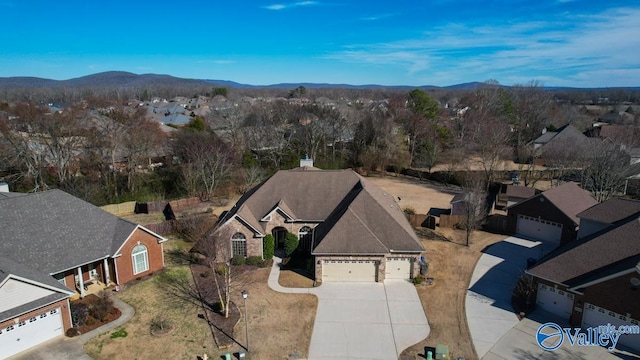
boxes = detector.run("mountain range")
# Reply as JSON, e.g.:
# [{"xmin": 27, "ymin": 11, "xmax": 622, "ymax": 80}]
[{"xmin": 0, "ymin": 71, "xmax": 637, "ymax": 91}]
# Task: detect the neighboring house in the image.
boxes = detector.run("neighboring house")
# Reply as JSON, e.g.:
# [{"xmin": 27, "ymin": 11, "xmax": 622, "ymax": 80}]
[
  {"xmin": 0, "ymin": 189, "xmax": 166, "ymax": 358},
  {"xmin": 530, "ymin": 124, "xmax": 597, "ymax": 164},
  {"xmin": 506, "ymin": 182, "xmax": 598, "ymax": 246},
  {"xmin": 504, "ymin": 185, "xmax": 536, "ymax": 207},
  {"xmin": 450, "ymin": 192, "xmax": 469, "ymax": 216},
  {"xmin": 212, "ymin": 159, "xmax": 424, "ymax": 283},
  {"xmin": 526, "ymin": 197, "xmax": 640, "ymax": 353}
]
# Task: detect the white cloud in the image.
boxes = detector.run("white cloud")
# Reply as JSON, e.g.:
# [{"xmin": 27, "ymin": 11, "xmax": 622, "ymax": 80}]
[
  {"xmin": 325, "ymin": 6, "xmax": 640, "ymax": 87},
  {"xmin": 263, "ymin": 1, "xmax": 318, "ymax": 10}
]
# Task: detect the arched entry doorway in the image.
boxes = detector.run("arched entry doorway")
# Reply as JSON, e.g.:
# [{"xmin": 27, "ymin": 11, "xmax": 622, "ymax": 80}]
[{"xmin": 272, "ymin": 227, "xmax": 287, "ymax": 249}]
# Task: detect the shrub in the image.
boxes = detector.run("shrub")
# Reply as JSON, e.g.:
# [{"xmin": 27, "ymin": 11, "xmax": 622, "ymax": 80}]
[
  {"xmin": 412, "ymin": 274, "xmax": 425, "ymax": 285},
  {"xmin": 110, "ymin": 328, "xmax": 128, "ymax": 339},
  {"xmin": 90, "ymin": 291, "xmax": 115, "ymax": 322},
  {"xmin": 150, "ymin": 315, "xmax": 172, "ymax": 332},
  {"xmin": 403, "ymin": 207, "xmax": 416, "ymax": 215},
  {"xmin": 66, "ymin": 327, "xmax": 80, "ymax": 337},
  {"xmin": 215, "ymin": 264, "xmax": 227, "ymax": 275},
  {"xmin": 511, "ymin": 275, "xmax": 537, "ymax": 314},
  {"xmin": 246, "ymin": 256, "xmax": 263, "ymax": 266},
  {"xmin": 70, "ymin": 302, "xmax": 89, "ymax": 327},
  {"xmin": 284, "ymin": 232, "xmax": 299, "ymax": 257},
  {"xmin": 231, "ymin": 254, "xmax": 246, "ymax": 266},
  {"xmin": 263, "ymin": 234, "xmax": 275, "ymax": 260},
  {"xmin": 200, "ymin": 270, "xmax": 211, "ymax": 278}
]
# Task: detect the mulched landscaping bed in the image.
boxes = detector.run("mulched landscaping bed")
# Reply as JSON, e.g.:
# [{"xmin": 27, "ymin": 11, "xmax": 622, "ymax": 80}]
[
  {"xmin": 190, "ymin": 263, "xmax": 241, "ymax": 348},
  {"xmin": 68, "ymin": 294, "xmax": 122, "ymax": 336}
]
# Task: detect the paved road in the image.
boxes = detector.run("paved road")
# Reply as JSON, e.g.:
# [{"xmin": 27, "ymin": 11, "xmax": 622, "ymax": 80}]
[
  {"xmin": 268, "ymin": 256, "xmax": 430, "ymax": 360},
  {"xmin": 8, "ymin": 295, "xmax": 135, "ymax": 360},
  {"xmin": 466, "ymin": 236, "xmax": 636, "ymax": 360}
]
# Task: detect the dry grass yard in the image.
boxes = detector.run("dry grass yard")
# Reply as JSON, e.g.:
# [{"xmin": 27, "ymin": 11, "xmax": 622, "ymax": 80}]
[
  {"xmin": 84, "ymin": 238, "xmax": 317, "ymax": 360},
  {"xmin": 367, "ymin": 175, "xmax": 460, "ymax": 214}
]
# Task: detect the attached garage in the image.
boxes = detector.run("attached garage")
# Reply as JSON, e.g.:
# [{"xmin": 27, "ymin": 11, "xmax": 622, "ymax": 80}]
[
  {"xmin": 0, "ymin": 308, "xmax": 64, "ymax": 359},
  {"xmin": 322, "ymin": 260, "xmax": 377, "ymax": 282},
  {"xmin": 582, "ymin": 303, "xmax": 640, "ymax": 352},
  {"xmin": 385, "ymin": 258, "xmax": 411, "ymax": 279},
  {"xmin": 516, "ymin": 215, "xmax": 562, "ymax": 243},
  {"xmin": 536, "ymin": 283, "xmax": 574, "ymax": 319}
]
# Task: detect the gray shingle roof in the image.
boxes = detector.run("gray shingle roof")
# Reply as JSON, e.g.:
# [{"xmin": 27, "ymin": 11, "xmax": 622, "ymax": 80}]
[
  {"xmin": 577, "ymin": 197, "xmax": 640, "ymax": 225},
  {"xmin": 0, "ymin": 189, "xmax": 139, "ymax": 274},
  {"xmin": 527, "ymin": 216, "xmax": 640, "ymax": 288},
  {"xmin": 0, "ymin": 255, "xmax": 72, "ymax": 323},
  {"xmin": 223, "ymin": 168, "xmax": 424, "ymax": 255}
]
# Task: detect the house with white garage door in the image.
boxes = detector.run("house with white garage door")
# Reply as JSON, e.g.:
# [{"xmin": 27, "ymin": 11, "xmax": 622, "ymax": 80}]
[
  {"xmin": 214, "ymin": 159, "xmax": 425, "ymax": 283},
  {"xmin": 0, "ymin": 188, "xmax": 167, "ymax": 358},
  {"xmin": 506, "ymin": 182, "xmax": 597, "ymax": 247},
  {"xmin": 526, "ymin": 197, "xmax": 640, "ymax": 354}
]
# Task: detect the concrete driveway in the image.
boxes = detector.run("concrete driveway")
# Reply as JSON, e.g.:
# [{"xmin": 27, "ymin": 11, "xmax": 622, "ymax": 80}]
[
  {"xmin": 8, "ymin": 295, "xmax": 134, "ymax": 360},
  {"xmin": 269, "ymin": 257, "xmax": 430, "ymax": 360},
  {"xmin": 466, "ymin": 236, "xmax": 636, "ymax": 360}
]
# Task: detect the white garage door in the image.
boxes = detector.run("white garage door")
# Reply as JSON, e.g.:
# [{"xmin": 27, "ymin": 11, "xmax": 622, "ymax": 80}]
[
  {"xmin": 582, "ymin": 303, "xmax": 640, "ymax": 352},
  {"xmin": 517, "ymin": 215, "xmax": 562, "ymax": 243},
  {"xmin": 385, "ymin": 258, "xmax": 411, "ymax": 279},
  {"xmin": 536, "ymin": 283, "xmax": 574, "ymax": 319},
  {"xmin": 322, "ymin": 260, "xmax": 376, "ymax": 282},
  {"xmin": 0, "ymin": 308, "xmax": 63, "ymax": 359}
]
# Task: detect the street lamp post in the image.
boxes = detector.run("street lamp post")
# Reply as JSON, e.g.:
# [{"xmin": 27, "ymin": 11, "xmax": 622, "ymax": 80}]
[{"xmin": 241, "ymin": 290, "xmax": 249, "ymax": 352}]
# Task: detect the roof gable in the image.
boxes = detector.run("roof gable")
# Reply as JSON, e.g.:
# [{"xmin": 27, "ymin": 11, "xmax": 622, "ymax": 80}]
[
  {"xmin": 540, "ymin": 182, "xmax": 598, "ymax": 224},
  {"xmin": 0, "ymin": 189, "xmax": 142, "ymax": 273}
]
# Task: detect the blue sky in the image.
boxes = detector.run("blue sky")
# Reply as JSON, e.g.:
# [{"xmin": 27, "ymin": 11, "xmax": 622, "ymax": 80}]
[{"xmin": 0, "ymin": 1, "xmax": 638, "ymax": 87}]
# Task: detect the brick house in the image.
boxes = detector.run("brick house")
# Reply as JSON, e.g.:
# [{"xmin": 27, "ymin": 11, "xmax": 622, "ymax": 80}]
[
  {"xmin": 526, "ymin": 197, "xmax": 640, "ymax": 353},
  {"xmin": 506, "ymin": 182, "xmax": 598, "ymax": 246},
  {"xmin": 212, "ymin": 160, "xmax": 424, "ymax": 283},
  {"xmin": 0, "ymin": 189, "xmax": 166, "ymax": 358}
]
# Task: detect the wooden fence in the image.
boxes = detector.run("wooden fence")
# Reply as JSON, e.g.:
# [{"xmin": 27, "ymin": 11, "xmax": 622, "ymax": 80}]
[
  {"xmin": 100, "ymin": 201, "xmax": 136, "ymax": 216},
  {"xmin": 143, "ymin": 220, "xmax": 176, "ymax": 235},
  {"xmin": 440, "ymin": 214, "xmax": 462, "ymax": 228}
]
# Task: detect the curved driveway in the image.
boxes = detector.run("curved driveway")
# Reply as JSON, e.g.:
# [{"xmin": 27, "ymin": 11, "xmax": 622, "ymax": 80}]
[{"xmin": 269, "ymin": 257, "xmax": 430, "ymax": 360}]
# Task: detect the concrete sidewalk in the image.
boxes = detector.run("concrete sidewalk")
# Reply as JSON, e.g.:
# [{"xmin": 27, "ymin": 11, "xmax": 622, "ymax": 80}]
[
  {"xmin": 268, "ymin": 256, "xmax": 430, "ymax": 360},
  {"xmin": 9, "ymin": 294, "xmax": 135, "ymax": 360}
]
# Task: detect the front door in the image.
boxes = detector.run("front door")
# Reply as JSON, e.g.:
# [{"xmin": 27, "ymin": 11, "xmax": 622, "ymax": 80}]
[{"xmin": 273, "ymin": 227, "xmax": 287, "ymax": 249}]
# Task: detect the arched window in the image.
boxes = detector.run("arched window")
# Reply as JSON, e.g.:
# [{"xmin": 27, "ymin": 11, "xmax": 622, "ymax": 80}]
[
  {"xmin": 298, "ymin": 226, "xmax": 313, "ymax": 251},
  {"xmin": 132, "ymin": 244, "xmax": 149, "ymax": 275},
  {"xmin": 231, "ymin": 232, "xmax": 247, "ymax": 257}
]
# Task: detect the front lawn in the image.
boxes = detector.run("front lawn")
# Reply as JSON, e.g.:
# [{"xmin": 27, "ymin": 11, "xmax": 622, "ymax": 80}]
[{"xmin": 84, "ymin": 237, "xmax": 317, "ymax": 360}]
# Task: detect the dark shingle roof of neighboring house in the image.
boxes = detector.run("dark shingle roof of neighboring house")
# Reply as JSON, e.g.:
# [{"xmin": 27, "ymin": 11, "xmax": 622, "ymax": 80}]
[
  {"xmin": 577, "ymin": 197, "xmax": 640, "ymax": 225},
  {"xmin": 0, "ymin": 189, "xmax": 141, "ymax": 274},
  {"xmin": 221, "ymin": 168, "xmax": 423, "ymax": 255},
  {"xmin": 0, "ymin": 255, "xmax": 73, "ymax": 323},
  {"xmin": 506, "ymin": 185, "xmax": 536, "ymax": 199},
  {"xmin": 538, "ymin": 182, "xmax": 598, "ymax": 225},
  {"xmin": 532, "ymin": 130, "xmax": 557, "ymax": 145},
  {"xmin": 527, "ymin": 216, "xmax": 640, "ymax": 289}
]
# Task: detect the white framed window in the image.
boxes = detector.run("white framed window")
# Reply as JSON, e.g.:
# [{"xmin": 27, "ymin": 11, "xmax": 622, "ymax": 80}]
[
  {"xmin": 54, "ymin": 273, "xmax": 66, "ymax": 286},
  {"xmin": 298, "ymin": 226, "xmax": 313, "ymax": 251},
  {"xmin": 232, "ymin": 233, "xmax": 247, "ymax": 257},
  {"xmin": 132, "ymin": 244, "xmax": 149, "ymax": 275}
]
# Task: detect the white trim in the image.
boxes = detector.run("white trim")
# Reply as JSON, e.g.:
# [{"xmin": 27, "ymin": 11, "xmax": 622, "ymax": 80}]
[
  {"xmin": 260, "ymin": 206, "xmax": 295, "ymax": 222},
  {"xmin": 0, "ymin": 297, "xmax": 70, "ymax": 324},
  {"xmin": 568, "ymin": 268, "xmax": 636, "ymax": 291},
  {"xmin": 113, "ymin": 257, "xmax": 120, "ymax": 285},
  {"xmin": 112, "ymin": 225, "xmax": 167, "ymax": 257},
  {"xmin": 51, "ymin": 255, "xmax": 110, "ymax": 275},
  {"xmin": 131, "ymin": 244, "xmax": 149, "ymax": 275},
  {"xmin": 0, "ymin": 275, "xmax": 74, "ymax": 295}
]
